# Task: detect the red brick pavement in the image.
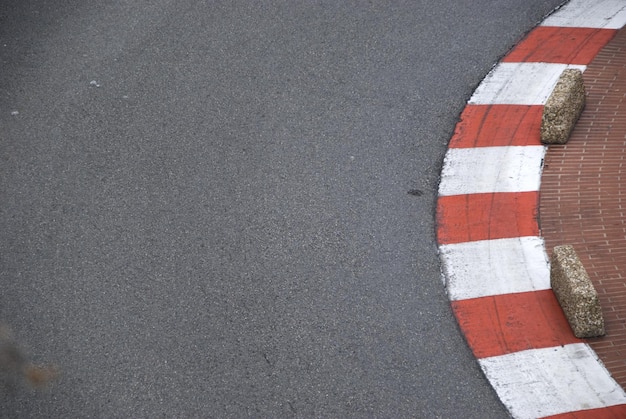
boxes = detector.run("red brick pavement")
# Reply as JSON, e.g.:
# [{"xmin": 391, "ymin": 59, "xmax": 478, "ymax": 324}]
[{"xmin": 540, "ymin": 27, "xmax": 626, "ymax": 389}]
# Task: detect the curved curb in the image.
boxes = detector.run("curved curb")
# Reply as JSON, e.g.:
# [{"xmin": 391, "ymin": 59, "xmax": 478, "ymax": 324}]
[{"xmin": 436, "ymin": 1, "xmax": 626, "ymax": 418}]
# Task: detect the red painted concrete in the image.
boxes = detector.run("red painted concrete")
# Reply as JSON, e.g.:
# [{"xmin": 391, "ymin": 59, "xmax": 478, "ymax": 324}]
[
  {"xmin": 452, "ymin": 290, "xmax": 581, "ymax": 359},
  {"xmin": 503, "ymin": 26, "xmax": 616, "ymax": 65},
  {"xmin": 437, "ymin": 192, "xmax": 539, "ymax": 245},
  {"xmin": 449, "ymin": 105, "xmax": 543, "ymax": 148}
]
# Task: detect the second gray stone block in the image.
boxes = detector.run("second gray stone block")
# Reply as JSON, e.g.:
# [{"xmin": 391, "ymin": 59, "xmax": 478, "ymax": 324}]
[{"xmin": 550, "ymin": 244, "xmax": 605, "ymax": 338}]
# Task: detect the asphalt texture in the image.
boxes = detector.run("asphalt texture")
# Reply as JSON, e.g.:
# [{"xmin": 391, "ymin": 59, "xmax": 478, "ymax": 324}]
[{"xmin": 0, "ymin": 1, "xmax": 564, "ymax": 417}]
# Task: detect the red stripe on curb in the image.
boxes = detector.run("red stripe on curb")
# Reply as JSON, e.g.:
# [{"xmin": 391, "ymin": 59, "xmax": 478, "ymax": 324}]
[
  {"xmin": 451, "ymin": 290, "xmax": 581, "ymax": 359},
  {"xmin": 437, "ymin": 192, "xmax": 539, "ymax": 245},
  {"xmin": 449, "ymin": 105, "xmax": 543, "ymax": 148},
  {"xmin": 542, "ymin": 403, "xmax": 626, "ymax": 419},
  {"xmin": 503, "ymin": 26, "xmax": 617, "ymax": 65}
]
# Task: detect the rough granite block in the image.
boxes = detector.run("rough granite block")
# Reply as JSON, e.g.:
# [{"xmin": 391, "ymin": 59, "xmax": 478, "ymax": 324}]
[
  {"xmin": 541, "ymin": 69, "xmax": 586, "ymax": 144},
  {"xmin": 550, "ymin": 245, "xmax": 605, "ymax": 338}
]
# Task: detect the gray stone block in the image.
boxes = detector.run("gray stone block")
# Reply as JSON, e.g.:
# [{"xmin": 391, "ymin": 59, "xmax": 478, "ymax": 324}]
[
  {"xmin": 550, "ymin": 245, "xmax": 605, "ymax": 338},
  {"xmin": 541, "ymin": 69, "xmax": 586, "ymax": 144}
]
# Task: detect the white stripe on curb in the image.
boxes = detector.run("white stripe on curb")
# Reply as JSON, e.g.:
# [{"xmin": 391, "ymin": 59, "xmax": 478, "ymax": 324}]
[
  {"xmin": 440, "ymin": 237, "xmax": 550, "ymax": 301},
  {"xmin": 479, "ymin": 343, "xmax": 626, "ymax": 419},
  {"xmin": 439, "ymin": 146, "xmax": 545, "ymax": 196},
  {"xmin": 469, "ymin": 63, "xmax": 586, "ymax": 105},
  {"xmin": 542, "ymin": 0, "xmax": 626, "ymax": 29}
]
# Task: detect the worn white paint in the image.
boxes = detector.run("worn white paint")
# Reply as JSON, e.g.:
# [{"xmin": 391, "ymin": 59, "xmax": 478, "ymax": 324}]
[
  {"xmin": 542, "ymin": 0, "xmax": 626, "ymax": 29},
  {"xmin": 479, "ymin": 344, "xmax": 626, "ymax": 419},
  {"xmin": 469, "ymin": 63, "xmax": 586, "ymax": 105},
  {"xmin": 439, "ymin": 146, "xmax": 545, "ymax": 196},
  {"xmin": 439, "ymin": 236, "xmax": 550, "ymax": 301}
]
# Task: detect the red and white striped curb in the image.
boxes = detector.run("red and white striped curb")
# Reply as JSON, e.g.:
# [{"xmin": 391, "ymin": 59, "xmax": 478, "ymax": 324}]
[{"xmin": 437, "ymin": 1, "xmax": 626, "ymax": 418}]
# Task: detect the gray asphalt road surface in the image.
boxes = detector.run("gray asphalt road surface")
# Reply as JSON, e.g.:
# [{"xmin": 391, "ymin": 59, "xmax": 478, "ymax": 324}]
[{"xmin": 0, "ymin": 1, "xmax": 563, "ymax": 417}]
